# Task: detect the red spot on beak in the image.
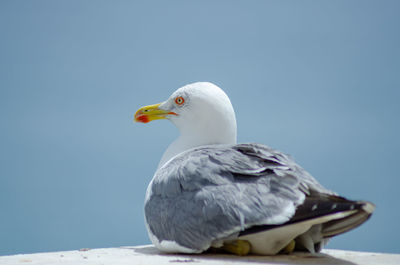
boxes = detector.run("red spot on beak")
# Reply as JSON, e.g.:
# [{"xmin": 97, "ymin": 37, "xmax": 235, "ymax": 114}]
[{"xmin": 136, "ymin": 115, "xmax": 150, "ymax": 123}]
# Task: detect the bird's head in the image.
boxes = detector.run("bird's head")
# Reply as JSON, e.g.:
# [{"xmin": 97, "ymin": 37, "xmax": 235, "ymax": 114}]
[{"xmin": 134, "ymin": 82, "xmax": 237, "ymax": 144}]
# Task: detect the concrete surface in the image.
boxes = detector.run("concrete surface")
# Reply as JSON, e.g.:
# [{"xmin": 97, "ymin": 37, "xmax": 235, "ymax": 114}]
[{"xmin": 0, "ymin": 245, "xmax": 399, "ymax": 265}]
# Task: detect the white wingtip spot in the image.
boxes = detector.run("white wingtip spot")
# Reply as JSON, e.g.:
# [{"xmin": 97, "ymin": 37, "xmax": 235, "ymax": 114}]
[
  {"xmin": 311, "ymin": 204, "xmax": 318, "ymax": 211},
  {"xmin": 362, "ymin": 202, "xmax": 376, "ymax": 214}
]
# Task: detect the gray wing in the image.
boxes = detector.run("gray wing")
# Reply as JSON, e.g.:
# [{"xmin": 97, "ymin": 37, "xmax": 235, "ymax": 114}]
[{"xmin": 145, "ymin": 143, "xmax": 334, "ymax": 251}]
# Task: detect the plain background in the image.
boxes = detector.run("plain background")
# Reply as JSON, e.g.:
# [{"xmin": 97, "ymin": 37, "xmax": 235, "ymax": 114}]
[{"xmin": 1, "ymin": 0, "xmax": 399, "ymax": 256}]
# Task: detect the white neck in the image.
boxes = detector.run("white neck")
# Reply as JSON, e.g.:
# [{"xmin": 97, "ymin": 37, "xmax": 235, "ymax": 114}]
[{"xmin": 158, "ymin": 115, "xmax": 237, "ymax": 169}]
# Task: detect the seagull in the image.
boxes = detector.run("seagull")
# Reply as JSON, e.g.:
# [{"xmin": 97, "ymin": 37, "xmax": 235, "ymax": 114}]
[{"xmin": 134, "ymin": 82, "xmax": 375, "ymax": 255}]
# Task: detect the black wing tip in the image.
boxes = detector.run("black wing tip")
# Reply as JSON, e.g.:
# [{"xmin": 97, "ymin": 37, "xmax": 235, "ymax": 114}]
[
  {"xmin": 239, "ymin": 198, "xmax": 375, "ymax": 237},
  {"xmin": 321, "ymin": 201, "xmax": 375, "ymax": 238},
  {"xmin": 293, "ymin": 195, "xmax": 376, "ymax": 222}
]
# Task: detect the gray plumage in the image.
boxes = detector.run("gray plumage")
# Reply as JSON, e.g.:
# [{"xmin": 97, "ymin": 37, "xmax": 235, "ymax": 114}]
[{"xmin": 145, "ymin": 143, "xmax": 371, "ymax": 253}]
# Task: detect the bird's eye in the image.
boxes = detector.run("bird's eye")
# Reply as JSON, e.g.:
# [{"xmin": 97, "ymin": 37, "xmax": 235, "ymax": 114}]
[{"xmin": 175, "ymin": 96, "xmax": 185, "ymax": 105}]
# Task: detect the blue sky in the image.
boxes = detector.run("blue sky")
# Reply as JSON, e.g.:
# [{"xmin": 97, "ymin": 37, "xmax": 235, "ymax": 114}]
[{"xmin": 0, "ymin": 0, "xmax": 399, "ymax": 255}]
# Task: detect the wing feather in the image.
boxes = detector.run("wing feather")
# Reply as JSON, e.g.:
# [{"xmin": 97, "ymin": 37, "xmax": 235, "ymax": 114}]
[{"xmin": 145, "ymin": 143, "xmax": 368, "ymax": 252}]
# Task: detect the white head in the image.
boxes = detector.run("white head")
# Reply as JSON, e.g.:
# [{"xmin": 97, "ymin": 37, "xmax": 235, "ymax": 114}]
[{"xmin": 135, "ymin": 82, "xmax": 237, "ymax": 167}]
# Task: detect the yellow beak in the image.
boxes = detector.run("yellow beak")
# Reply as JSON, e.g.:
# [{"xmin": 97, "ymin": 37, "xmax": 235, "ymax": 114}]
[{"xmin": 134, "ymin": 103, "xmax": 177, "ymax": 123}]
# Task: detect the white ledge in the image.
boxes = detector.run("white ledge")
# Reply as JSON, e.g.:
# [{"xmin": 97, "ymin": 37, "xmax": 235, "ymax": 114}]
[{"xmin": 1, "ymin": 245, "xmax": 399, "ymax": 265}]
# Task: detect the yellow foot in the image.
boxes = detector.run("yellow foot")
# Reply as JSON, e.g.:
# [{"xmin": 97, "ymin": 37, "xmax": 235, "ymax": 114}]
[
  {"xmin": 280, "ymin": 240, "xmax": 296, "ymax": 254},
  {"xmin": 221, "ymin": 240, "xmax": 251, "ymax": 256}
]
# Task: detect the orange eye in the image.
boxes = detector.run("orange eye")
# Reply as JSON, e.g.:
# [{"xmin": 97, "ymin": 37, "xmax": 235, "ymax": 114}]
[{"xmin": 175, "ymin": 96, "xmax": 185, "ymax": 105}]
